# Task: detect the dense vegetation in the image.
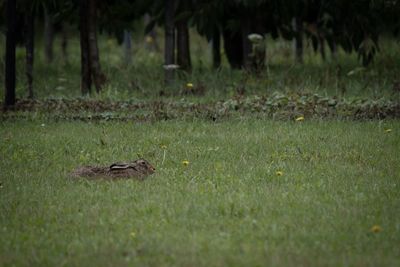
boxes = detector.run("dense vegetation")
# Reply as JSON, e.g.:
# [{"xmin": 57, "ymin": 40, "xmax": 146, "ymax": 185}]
[{"xmin": 2, "ymin": 0, "xmax": 400, "ymax": 107}]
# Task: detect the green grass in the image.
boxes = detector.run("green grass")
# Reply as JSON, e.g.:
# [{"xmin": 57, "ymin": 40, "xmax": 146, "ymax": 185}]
[
  {"xmin": 1, "ymin": 118, "xmax": 399, "ymax": 266},
  {"xmin": 1, "ymin": 25, "xmax": 399, "ymax": 267},
  {"xmin": 1, "ymin": 32, "xmax": 399, "ymax": 101}
]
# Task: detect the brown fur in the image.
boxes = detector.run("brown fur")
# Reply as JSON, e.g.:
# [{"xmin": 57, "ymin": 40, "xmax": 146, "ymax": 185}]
[{"xmin": 71, "ymin": 159, "xmax": 155, "ymax": 181}]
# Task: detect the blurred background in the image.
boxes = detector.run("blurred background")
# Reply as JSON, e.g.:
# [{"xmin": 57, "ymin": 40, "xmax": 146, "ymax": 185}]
[{"xmin": 1, "ymin": 0, "xmax": 400, "ymax": 103}]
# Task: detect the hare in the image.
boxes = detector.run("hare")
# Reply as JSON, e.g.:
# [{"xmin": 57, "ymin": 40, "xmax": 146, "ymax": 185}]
[{"xmin": 71, "ymin": 158, "xmax": 155, "ymax": 181}]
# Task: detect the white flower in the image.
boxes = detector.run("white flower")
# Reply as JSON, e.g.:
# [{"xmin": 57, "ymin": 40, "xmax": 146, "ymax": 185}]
[
  {"xmin": 248, "ymin": 33, "xmax": 263, "ymax": 43},
  {"xmin": 163, "ymin": 64, "xmax": 180, "ymax": 70}
]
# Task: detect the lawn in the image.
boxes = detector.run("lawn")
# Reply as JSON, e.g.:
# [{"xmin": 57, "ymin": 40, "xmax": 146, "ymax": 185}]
[{"xmin": 1, "ymin": 118, "xmax": 399, "ymax": 266}]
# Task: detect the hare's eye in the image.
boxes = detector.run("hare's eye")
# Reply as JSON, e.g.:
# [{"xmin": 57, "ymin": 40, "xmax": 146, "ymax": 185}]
[{"xmin": 141, "ymin": 161, "xmax": 146, "ymax": 165}]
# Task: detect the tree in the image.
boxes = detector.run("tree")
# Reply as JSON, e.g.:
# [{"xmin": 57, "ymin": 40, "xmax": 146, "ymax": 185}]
[
  {"xmin": 164, "ymin": 0, "xmax": 175, "ymax": 84},
  {"xmin": 4, "ymin": 0, "xmax": 16, "ymax": 109},
  {"xmin": 191, "ymin": 1, "xmax": 224, "ymax": 68},
  {"xmin": 43, "ymin": 7, "xmax": 54, "ymax": 63},
  {"xmin": 144, "ymin": 14, "xmax": 160, "ymax": 52},
  {"xmin": 192, "ymin": 0, "xmax": 271, "ymax": 69},
  {"xmin": 25, "ymin": 5, "xmax": 35, "ymax": 98},
  {"xmin": 292, "ymin": 16, "xmax": 304, "ymax": 64},
  {"xmin": 123, "ymin": 30, "xmax": 132, "ymax": 65},
  {"xmin": 211, "ymin": 27, "xmax": 221, "ymax": 68},
  {"xmin": 220, "ymin": 3, "xmax": 244, "ymax": 69},
  {"xmin": 79, "ymin": 0, "xmax": 106, "ymax": 94},
  {"xmin": 87, "ymin": 0, "xmax": 105, "ymax": 92},
  {"xmin": 61, "ymin": 24, "xmax": 69, "ymax": 65},
  {"xmin": 79, "ymin": 0, "xmax": 91, "ymax": 94},
  {"xmin": 176, "ymin": 1, "xmax": 192, "ymax": 72},
  {"xmin": 288, "ymin": 0, "xmax": 307, "ymax": 64}
]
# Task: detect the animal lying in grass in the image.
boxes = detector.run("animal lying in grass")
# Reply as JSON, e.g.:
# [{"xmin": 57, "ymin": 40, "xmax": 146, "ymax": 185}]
[{"xmin": 71, "ymin": 158, "xmax": 155, "ymax": 180}]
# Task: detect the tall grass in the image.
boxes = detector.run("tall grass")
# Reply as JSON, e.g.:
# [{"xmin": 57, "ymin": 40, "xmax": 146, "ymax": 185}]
[{"xmin": 1, "ymin": 30, "xmax": 399, "ymax": 101}]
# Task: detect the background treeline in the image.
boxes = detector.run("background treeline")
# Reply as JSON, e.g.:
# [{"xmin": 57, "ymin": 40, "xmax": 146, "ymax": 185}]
[{"xmin": 2, "ymin": 0, "xmax": 400, "ymax": 108}]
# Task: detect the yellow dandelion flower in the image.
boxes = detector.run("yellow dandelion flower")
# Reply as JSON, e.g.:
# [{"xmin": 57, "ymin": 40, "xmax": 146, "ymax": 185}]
[
  {"xmin": 276, "ymin": 171, "xmax": 283, "ymax": 176},
  {"xmin": 370, "ymin": 225, "xmax": 382, "ymax": 233},
  {"xmin": 295, "ymin": 116, "xmax": 304, "ymax": 122},
  {"xmin": 182, "ymin": 160, "xmax": 190, "ymax": 166},
  {"xmin": 160, "ymin": 144, "xmax": 167, "ymax": 149},
  {"xmin": 130, "ymin": 232, "xmax": 136, "ymax": 238},
  {"xmin": 215, "ymin": 162, "xmax": 223, "ymax": 172},
  {"xmin": 145, "ymin": 36, "xmax": 153, "ymax": 43},
  {"xmin": 384, "ymin": 128, "xmax": 392, "ymax": 133},
  {"xmin": 107, "ymin": 39, "xmax": 114, "ymax": 47},
  {"xmin": 186, "ymin": 83, "xmax": 194, "ymax": 88}
]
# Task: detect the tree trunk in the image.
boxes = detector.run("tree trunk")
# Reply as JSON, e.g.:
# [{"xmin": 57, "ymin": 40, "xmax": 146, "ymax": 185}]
[
  {"xmin": 144, "ymin": 14, "xmax": 160, "ymax": 52},
  {"xmin": 330, "ymin": 39, "xmax": 337, "ymax": 61},
  {"xmin": 176, "ymin": 17, "xmax": 191, "ymax": 72},
  {"xmin": 61, "ymin": 24, "xmax": 69, "ymax": 65},
  {"xmin": 79, "ymin": 0, "xmax": 91, "ymax": 95},
  {"xmin": 332, "ymin": 43, "xmax": 337, "ymax": 60},
  {"xmin": 44, "ymin": 8, "xmax": 54, "ymax": 64},
  {"xmin": 149, "ymin": 30, "xmax": 160, "ymax": 52},
  {"xmin": 5, "ymin": 0, "xmax": 16, "ymax": 109},
  {"xmin": 25, "ymin": 9, "xmax": 35, "ymax": 99},
  {"xmin": 292, "ymin": 17, "xmax": 304, "ymax": 64},
  {"xmin": 319, "ymin": 35, "xmax": 326, "ymax": 61},
  {"xmin": 222, "ymin": 28, "xmax": 243, "ymax": 69},
  {"xmin": 212, "ymin": 27, "xmax": 221, "ymax": 69},
  {"xmin": 164, "ymin": 0, "xmax": 175, "ymax": 84},
  {"xmin": 87, "ymin": 0, "xmax": 105, "ymax": 92},
  {"xmin": 241, "ymin": 17, "xmax": 252, "ymax": 69},
  {"xmin": 123, "ymin": 30, "xmax": 132, "ymax": 65}
]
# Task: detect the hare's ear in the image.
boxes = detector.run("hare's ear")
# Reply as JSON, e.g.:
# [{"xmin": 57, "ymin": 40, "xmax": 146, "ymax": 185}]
[
  {"xmin": 136, "ymin": 159, "xmax": 147, "ymax": 165},
  {"xmin": 110, "ymin": 163, "xmax": 130, "ymax": 170}
]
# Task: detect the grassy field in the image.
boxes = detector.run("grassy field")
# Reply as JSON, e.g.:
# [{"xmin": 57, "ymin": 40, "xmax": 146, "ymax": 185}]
[
  {"xmin": 1, "ymin": 119, "xmax": 399, "ymax": 266},
  {"xmin": 1, "ymin": 24, "xmax": 400, "ymax": 266}
]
